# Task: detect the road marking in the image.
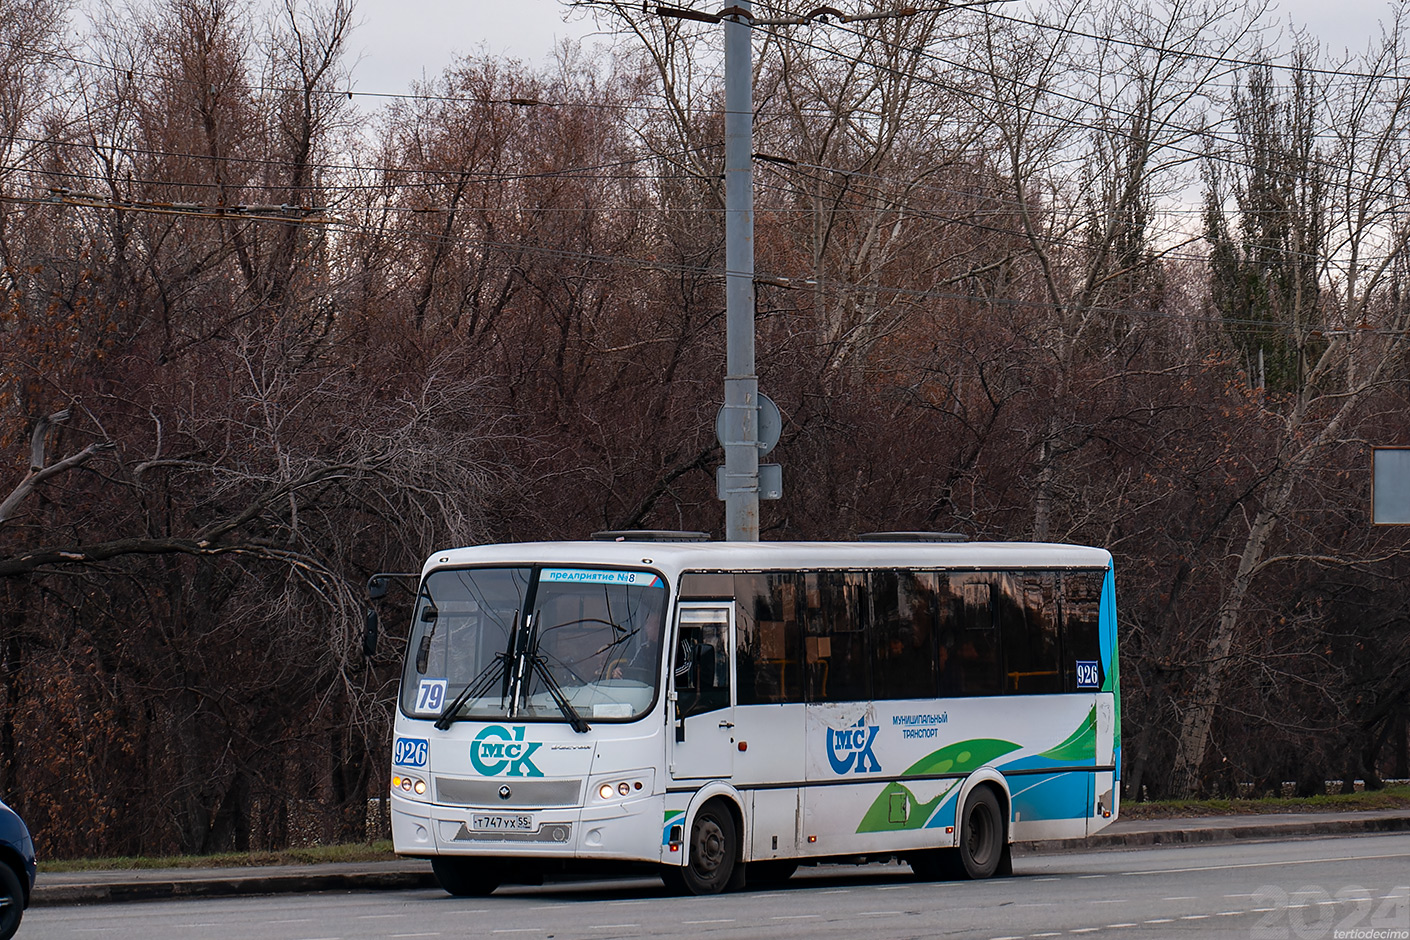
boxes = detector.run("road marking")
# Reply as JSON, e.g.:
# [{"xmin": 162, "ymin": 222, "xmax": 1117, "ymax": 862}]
[
  {"xmin": 1034, "ymin": 933, "xmax": 1063, "ymax": 937},
  {"xmin": 683, "ymin": 919, "xmax": 735, "ymax": 925},
  {"xmin": 819, "ymin": 889, "xmax": 851, "ymax": 894},
  {"xmin": 1180, "ymin": 914, "xmax": 1211, "ymax": 920},
  {"xmin": 590, "ymin": 925, "xmax": 639, "ymax": 930},
  {"xmin": 1033, "ymin": 877, "xmax": 1061, "ymax": 882},
  {"xmin": 1144, "ymin": 918, "xmax": 1175, "ymax": 923},
  {"xmin": 1107, "ymin": 924, "xmax": 1139, "ymax": 929},
  {"xmin": 1128, "ymin": 851, "xmax": 1410, "ymax": 877},
  {"xmin": 1216, "ymin": 911, "xmax": 1244, "ymax": 916},
  {"xmin": 772, "ymin": 914, "xmax": 822, "ymax": 919},
  {"xmin": 360, "ymin": 914, "xmax": 409, "ymax": 919},
  {"xmin": 1071, "ymin": 929, "xmax": 1100, "ymax": 934},
  {"xmin": 492, "ymin": 930, "xmax": 543, "ymax": 934},
  {"xmin": 391, "ymin": 934, "xmax": 442, "ymax": 938},
  {"xmin": 1078, "ymin": 874, "xmax": 1107, "ymax": 879},
  {"xmin": 1162, "ymin": 896, "xmax": 1199, "ymax": 900},
  {"xmin": 856, "ymin": 911, "xmax": 903, "ymax": 916}
]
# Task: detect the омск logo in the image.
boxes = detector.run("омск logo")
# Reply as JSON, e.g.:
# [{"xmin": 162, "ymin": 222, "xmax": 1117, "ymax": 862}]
[
  {"xmin": 470, "ymin": 725, "xmax": 544, "ymax": 777},
  {"xmin": 827, "ymin": 717, "xmax": 881, "ymax": 774}
]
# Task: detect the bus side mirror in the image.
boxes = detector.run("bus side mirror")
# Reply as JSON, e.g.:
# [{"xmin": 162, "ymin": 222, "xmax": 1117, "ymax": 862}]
[
  {"xmin": 362, "ymin": 608, "xmax": 379, "ymax": 657},
  {"xmin": 368, "ymin": 576, "xmax": 389, "ymax": 600},
  {"xmin": 415, "ymin": 633, "xmax": 433, "ymax": 674}
]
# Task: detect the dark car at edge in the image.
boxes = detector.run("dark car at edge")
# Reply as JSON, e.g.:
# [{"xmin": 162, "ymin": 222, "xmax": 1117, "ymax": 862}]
[{"xmin": 0, "ymin": 800, "xmax": 34, "ymax": 940}]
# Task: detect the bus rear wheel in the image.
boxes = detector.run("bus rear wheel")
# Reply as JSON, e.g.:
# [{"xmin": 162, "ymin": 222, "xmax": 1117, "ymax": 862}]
[
  {"xmin": 431, "ymin": 856, "xmax": 502, "ymax": 897},
  {"xmin": 911, "ymin": 785, "xmax": 1007, "ymax": 881},
  {"xmin": 954, "ymin": 786, "xmax": 1005, "ymax": 879},
  {"xmin": 662, "ymin": 800, "xmax": 737, "ymax": 895}
]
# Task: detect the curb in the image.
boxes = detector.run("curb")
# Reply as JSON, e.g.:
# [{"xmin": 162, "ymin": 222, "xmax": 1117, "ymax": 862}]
[
  {"xmin": 1016, "ymin": 812, "xmax": 1410, "ymax": 855},
  {"xmin": 32, "ymin": 813, "xmax": 1410, "ymax": 907},
  {"xmin": 33, "ymin": 866, "xmax": 437, "ymax": 907}
]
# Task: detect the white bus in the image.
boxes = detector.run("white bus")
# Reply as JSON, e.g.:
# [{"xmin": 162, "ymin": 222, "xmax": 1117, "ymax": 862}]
[{"xmin": 378, "ymin": 534, "xmax": 1120, "ymax": 896}]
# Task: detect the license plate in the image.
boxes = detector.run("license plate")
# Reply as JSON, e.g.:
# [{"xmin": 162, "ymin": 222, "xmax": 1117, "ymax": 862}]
[{"xmin": 471, "ymin": 813, "xmax": 533, "ymax": 831}]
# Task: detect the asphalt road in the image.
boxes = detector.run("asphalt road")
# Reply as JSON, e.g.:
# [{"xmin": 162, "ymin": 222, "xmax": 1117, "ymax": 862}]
[{"xmin": 23, "ymin": 832, "xmax": 1410, "ymax": 940}]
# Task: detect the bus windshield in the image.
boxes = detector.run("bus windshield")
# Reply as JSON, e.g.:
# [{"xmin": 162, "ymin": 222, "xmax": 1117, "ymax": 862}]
[{"xmin": 399, "ymin": 566, "xmax": 668, "ymax": 723}]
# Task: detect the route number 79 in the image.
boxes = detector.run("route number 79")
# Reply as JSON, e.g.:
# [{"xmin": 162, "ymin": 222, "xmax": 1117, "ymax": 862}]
[{"xmin": 416, "ymin": 679, "xmax": 448, "ymax": 714}]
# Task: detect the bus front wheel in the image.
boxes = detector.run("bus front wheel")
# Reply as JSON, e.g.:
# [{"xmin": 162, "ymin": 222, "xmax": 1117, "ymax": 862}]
[
  {"xmin": 431, "ymin": 856, "xmax": 502, "ymax": 897},
  {"xmin": 662, "ymin": 800, "xmax": 738, "ymax": 895}
]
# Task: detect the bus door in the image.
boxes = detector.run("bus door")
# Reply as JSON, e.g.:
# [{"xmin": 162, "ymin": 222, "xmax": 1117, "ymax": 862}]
[{"xmin": 669, "ymin": 603, "xmax": 735, "ymax": 780}]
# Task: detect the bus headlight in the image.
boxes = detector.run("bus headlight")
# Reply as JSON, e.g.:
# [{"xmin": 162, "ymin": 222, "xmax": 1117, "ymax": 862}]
[
  {"xmin": 393, "ymin": 774, "xmax": 428, "ymax": 798},
  {"xmin": 594, "ymin": 776, "xmax": 648, "ymax": 802}
]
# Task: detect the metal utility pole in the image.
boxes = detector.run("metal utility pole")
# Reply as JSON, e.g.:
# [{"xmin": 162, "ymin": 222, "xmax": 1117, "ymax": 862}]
[
  {"xmin": 658, "ymin": 2, "xmax": 917, "ymax": 542},
  {"xmin": 720, "ymin": 0, "xmax": 760, "ymax": 542}
]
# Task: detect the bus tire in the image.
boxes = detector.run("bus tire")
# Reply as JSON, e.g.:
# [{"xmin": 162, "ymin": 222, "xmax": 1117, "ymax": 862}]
[
  {"xmin": 431, "ymin": 856, "xmax": 502, "ymax": 897},
  {"xmin": 662, "ymin": 800, "xmax": 737, "ymax": 895},
  {"xmin": 954, "ymin": 786, "xmax": 1005, "ymax": 879}
]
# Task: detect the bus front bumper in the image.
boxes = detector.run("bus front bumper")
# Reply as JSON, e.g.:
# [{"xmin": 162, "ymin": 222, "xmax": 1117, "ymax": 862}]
[{"xmin": 390, "ymin": 791, "xmax": 665, "ymax": 863}]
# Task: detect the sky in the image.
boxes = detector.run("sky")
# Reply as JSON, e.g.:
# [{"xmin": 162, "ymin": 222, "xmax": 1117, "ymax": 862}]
[
  {"xmin": 347, "ymin": 1, "xmax": 603, "ymax": 94},
  {"xmin": 344, "ymin": 0, "xmax": 1408, "ymax": 96}
]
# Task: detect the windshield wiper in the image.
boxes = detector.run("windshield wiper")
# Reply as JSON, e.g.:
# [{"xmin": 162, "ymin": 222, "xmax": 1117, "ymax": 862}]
[
  {"xmin": 521, "ymin": 611, "xmax": 590, "ymax": 733},
  {"xmin": 434, "ymin": 612, "xmax": 518, "ymax": 730}
]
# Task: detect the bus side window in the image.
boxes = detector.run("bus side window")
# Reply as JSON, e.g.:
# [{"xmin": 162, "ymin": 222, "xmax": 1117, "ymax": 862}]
[
  {"xmin": 734, "ymin": 573, "xmax": 802, "ymax": 704},
  {"xmin": 804, "ymin": 571, "xmax": 871, "ymax": 702},
  {"xmin": 871, "ymin": 570, "xmax": 938, "ymax": 700},
  {"xmin": 1060, "ymin": 570, "xmax": 1104, "ymax": 691},
  {"xmin": 999, "ymin": 572, "xmax": 1063, "ymax": 694},
  {"xmin": 675, "ymin": 622, "xmax": 730, "ymax": 716},
  {"xmin": 950, "ymin": 575, "xmax": 1002, "ymax": 696}
]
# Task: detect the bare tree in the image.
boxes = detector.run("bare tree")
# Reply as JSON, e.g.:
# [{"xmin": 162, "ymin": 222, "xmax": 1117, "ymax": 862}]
[{"xmin": 1172, "ymin": 12, "xmax": 1410, "ymax": 794}]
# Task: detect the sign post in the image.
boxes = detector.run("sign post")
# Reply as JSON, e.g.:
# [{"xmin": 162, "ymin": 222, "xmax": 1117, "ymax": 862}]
[{"xmin": 720, "ymin": 0, "xmax": 761, "ymax": 541}]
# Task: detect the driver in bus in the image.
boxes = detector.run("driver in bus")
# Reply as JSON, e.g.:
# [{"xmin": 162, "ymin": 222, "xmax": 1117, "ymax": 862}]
[{"xmin": 609, "ymin": 607, "xmax": 664, "ymax": 683}]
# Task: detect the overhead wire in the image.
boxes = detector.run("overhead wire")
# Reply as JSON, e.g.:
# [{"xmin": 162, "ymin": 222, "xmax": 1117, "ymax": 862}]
[
  {"xmin": 2, "ymin": 2, "xmax": 1404, "ymax": 327},
  {"xmin": 755, "ymin": 10, "xmax": 1409, "ymax": 204}
]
